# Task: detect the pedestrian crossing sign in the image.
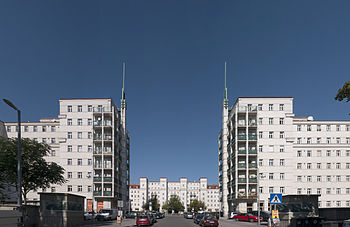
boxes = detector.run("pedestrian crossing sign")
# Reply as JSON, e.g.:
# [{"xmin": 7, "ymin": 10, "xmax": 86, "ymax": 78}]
[{"xmin": 270, "ymin": 193, "xmax": 282, "ymax": 204}]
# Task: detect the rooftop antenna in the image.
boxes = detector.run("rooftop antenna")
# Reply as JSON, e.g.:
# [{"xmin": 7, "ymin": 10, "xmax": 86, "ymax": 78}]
[
  {"xmin": 122, "ymin": 62, "xmax": 126, "ymax": 100},
  {"xmin": 224, "ymin": 61, "xmax": 228, "ymax": 100}
]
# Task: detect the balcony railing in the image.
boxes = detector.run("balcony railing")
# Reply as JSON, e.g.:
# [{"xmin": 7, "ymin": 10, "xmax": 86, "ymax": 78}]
[
  {"xmin": 248, "ymin": 106, "xmax": 257, "ymax": 112},
  {"xmin": 248, "ymin": 149, "xmax": 257, "ymax": 154},
  {"xmin": 93, "ymin": 191, "xmax": 102, "ymax": 196},
  {"xmin": 238, "ymin": 178, "xmax": 246, "ymax": 183},
  {"xmin": 104, "ymin": 135, "xmax": 112, "ymax": 140},
  {"xmin": 248, "ymin": 135, "xmax": 257, "ymax": 140},
  {"xmin": 238, "ymin": 150, "xmax": 246, "ymax": 154},
  {"xmin": 93, "ymin": 107, "xmax": 112, "ymax": 113},
  {"xmin": 94, "ymin": 121, "xmax": 102, "ymax": 126},
  {"xmin": 94, "ymin": 149, "xmax": 102, "ymax": 154},
  {"xmin": 238, "ymin": 163, "xmax": 246, "ymax": 168},
  {"xmin": 238, "ymin": 135, "xmax": 246, "ymax": 140},
  {"xmin": 249, "ymin": 178, "xmax": 257, "ymax": 183},
  {"xmin": 249, "ymin": 163, "xmax": 257, "ymax": 168},
  {"xmin": 238, "ymin": 106, "xmax": 246, "ymax": 112},
  {"xmin": 93, "ymin": 177, "xmax": 102, "ymax": 182},
  {"xmin": 237, "ymin": 123, "xmax": 246, "ymax": 127},
  {"xmin": 94, "ymin": 164, "xmax": 102, "ymax": 168},
  {"xmin": 94, "ymin": 134, "xmax": 102, "ymax": 140},
  {"xmin": 103, "ymin": 191, "xmax": 112, "ymax": 196},
  {"xmin": 103, "ymin": 148, "xmax": 112, "ymax": 154},
  {"xmin": 104, "ymin": 177, "xmax": 112, "ymax": 182}
]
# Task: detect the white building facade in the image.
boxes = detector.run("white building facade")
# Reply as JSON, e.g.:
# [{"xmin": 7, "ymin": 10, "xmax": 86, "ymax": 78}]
[
  {"xmin": 129, "ymin": 177, "xmax": 220, "ymax": 212},
  {"xmin": 219, "ymin": 97, "xmax": 350, "ymax": 217},
  {"xmin": 5, "ymin": 97, "xmax": 130, "ymax": 212}
]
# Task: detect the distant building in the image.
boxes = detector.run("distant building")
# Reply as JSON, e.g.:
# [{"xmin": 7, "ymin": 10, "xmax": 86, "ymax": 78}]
[
  {"xmin": 0, "ymin": 120, "xmax": 7, "ymax": 138},
  {"xmin": 219, "ymin": 96, "xmax": 350, "ymax": 217},
  {"xmin": 129, "ymin": 177, "xmax": 220, "ymax": 212},
  {"xmin": 5, "ymin": 96, "xmax": 130, "ymax": 212}
]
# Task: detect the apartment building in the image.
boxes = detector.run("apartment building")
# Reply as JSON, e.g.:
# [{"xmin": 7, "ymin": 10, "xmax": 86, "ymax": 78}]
[
  {"xmin": 218, "ymin": 96, "xmax": 350, "ymax": 217},
  {"xmin": 129, "ymin": 177, "xmax": 220, "ymax": 212},
  {"xmin": 4, "ymin": 97, "xmax": 130, "ymax": 212}
]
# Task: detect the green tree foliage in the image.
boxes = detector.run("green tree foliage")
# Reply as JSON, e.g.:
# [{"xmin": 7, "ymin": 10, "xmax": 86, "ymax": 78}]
[
  {"xmin": 335, "ymin": 81, "xmax": 350, "ymax": 102},
  {"xmin": 0, "ymin": 137, "xmax": 66, "ymax": 204},
  {"xmin": 162, "ymin": 195, "xmax": 184, "ymax": 213},
  {"xmin": 142, "ymin": 195, "xmax": 160, "ymax": 211},
  {"xmin": 188, "ymin": 199, "xmax": 206, "ymax": 212}
]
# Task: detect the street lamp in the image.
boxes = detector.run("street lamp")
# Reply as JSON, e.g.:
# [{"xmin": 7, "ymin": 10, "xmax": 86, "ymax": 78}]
[{"xmin": 3, "ymin": 99, "xmax": 22, "ymax": 208}]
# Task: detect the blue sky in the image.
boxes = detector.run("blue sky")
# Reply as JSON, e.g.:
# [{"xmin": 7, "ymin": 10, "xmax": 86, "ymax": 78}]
[{"xmin": 1, "ymin": 1, "xmax": 350, "ymax": 184}]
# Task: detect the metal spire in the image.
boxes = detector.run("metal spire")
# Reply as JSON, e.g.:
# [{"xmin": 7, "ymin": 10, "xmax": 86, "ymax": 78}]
[
  {"xmin": 122, "ymin": 62, "xmax": 126, "ymax": 100},
  {"xmin": 224, "ymin": 61, "xmax": 228, "ymax": 100}
]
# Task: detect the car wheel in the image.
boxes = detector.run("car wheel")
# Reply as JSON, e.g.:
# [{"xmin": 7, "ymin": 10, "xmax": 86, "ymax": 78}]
[
  {"xmin": 250, "ymin": 218, "xmax": 254, "ymax": 222},
  {"xmin": 235, "ymin": 218, "xmax": 239, "ymax": 221}
]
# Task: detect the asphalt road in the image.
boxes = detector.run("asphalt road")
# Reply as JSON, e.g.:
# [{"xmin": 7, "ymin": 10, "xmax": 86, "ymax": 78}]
[{"xmin": 82, "ymin": 215, "xmax": 267, "ymax": 227}]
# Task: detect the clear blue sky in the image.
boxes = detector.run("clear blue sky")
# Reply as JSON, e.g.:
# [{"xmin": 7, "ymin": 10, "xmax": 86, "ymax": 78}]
[{"xmin": 1, "ymin": 1, "xmax": 350, "ymax": 184}]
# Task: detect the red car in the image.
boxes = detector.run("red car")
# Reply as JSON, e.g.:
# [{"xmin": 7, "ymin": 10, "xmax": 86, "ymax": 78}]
[
  {"xmin": 136, "ymin": 215, "xmax": 152, "ymax": 226},
  {"xmin": 200, "ymin": 216, "xmax": 219, "ymax": 227},
  {"xmin": 234, "ymin": 213, "xmax": 263, "ymax": 222}
]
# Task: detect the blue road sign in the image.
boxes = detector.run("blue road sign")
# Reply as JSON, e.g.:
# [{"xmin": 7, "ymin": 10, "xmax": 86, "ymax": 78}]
[{"xmin": 270, "ymin": 193, "xmax": 282, "ymax": 204}]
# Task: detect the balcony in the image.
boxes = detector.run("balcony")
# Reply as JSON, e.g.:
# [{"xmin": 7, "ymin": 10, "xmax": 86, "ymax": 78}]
[
  {"xmin": 238, "ymin": 106, "xmax": 246, "ymax": 112},
  {"xmin": 249, "ymin": 163, "xmax": 257, "ymax": 168},
  {"xmin": 94, "ymin": 134, "xmax": 102, "ymax": 140},
  {"xmin": 104, "ymin": 177, "xmax": 112, "ymax": 182},
  {"xmin": 103, "ymin": 191, "xmax": 112, "ymax": 196},
  {"xmin": 238, "ymin": 150, "xmax": 246, "ymax": 155},
  {"xmin": 248, "ymin": 149, "xmax": 257, "ymax": 154},
  {"xmin": 94, "ymin": 121, "xmax": 102, "ymax": 127},
  {"xmin": 93, "ymin": 191, "xmax": 102, "ymax": 196},
  {"xmin": 248, "ymin": 134, "xmax": 257, "ymax": 140},
  {"xmin": 93, "ymin": 107, "xmax": 112, "ymax": 113},
  {"xmin": 248, "ymin": 122, "xmax": 257, "ymax": 127},
  {"xmin": 104, "ymin": 135, "xmax": 112, "ymax": 140},
  {"xmin": 104, "ymin": 121, "xmax": 112, "ymax": 127},
  {"xmin": 238, "ymin": 163, "xmax": 246, "ymax": 168},
  {"xmin": 237, "ymin": 123, "xmax": 246, "ymax": 127},
  {"xmin": 249, "ymin": 178, "xmax": 257, "ymax": 183},
  {"xmin": 238, "ymin": 178, "xmax": 246, "ymax": 183},
  {"xmin": 248, "ymin": 106, "xmax": 257, "ymax": 112},
  {"xmin": 94, "ymin": 164, "xmax": 102, "ymax": 169},
  {"xmin": 238, "ymin": 135, "xmax": 246, "ymax": 140},
  {"xmin": 103, "ymin": 148, "xmax": 112, "ymax": 154},
  {"xmin": 93, "ymin": 177, "xmax": 102, "ymax": 182},
  {"xmin": 94, "ymin": 149, "xmax": 102, "ymax": 154}
]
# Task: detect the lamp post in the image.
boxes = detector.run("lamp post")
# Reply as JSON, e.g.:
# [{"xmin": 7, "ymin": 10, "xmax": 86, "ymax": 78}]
[{"xmin": 3, "ymin": 99, "xmax": 22, "ymax": 208}]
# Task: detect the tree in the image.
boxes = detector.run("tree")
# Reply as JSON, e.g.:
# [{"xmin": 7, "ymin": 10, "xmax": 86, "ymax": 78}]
[
  {"xmin": 0, "ymin": 137, "xmax": 66, "ymax": 204},
  {"xmin": 188, "ymin": 199, "xmax": 206, "ymax": 212},
  {"xmin": 335, "ymin": 81, "xmax": 350, "ymax": 102},
  {"xmin": 142, "ymin": 195, "xmax": 160, "ymax": 211},
  {"xmin": 162, "ymin": 195, "xmax": 184, "ymax": 213}
]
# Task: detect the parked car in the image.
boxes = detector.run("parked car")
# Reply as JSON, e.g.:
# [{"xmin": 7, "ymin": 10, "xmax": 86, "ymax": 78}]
[
  {"xmin": 84, "ymin": 211, "xmax": 96, "ymax": 220},
  {"xmin": 186, "ymin": 212, "xmax": 193, "ymax": 219},
  {"xmin": 184, "ymin": 212, "xmax": 188, "ymax": 218},
  {"xmin": 194, "ymin": 213, "xmax": 204, "ymax": 224},
  {"xmin": 136, "ymin": 214, "xmax": 152, "ymax": 226},
  {"xmin": 199, "ymin": 215, "xmax": 219, "ymax": 227},
  {"xmin": 234, "ymin": 213, "xmax": 263, "ymax": 222},
  {"xmin": 125, "ymin": 212, "xmax": 138, "ymax": 219},
  {"xmin": 96, "ymin": 209, "xmax": 118, "ymax": 221},
  {"xmin": 147, "ymin": 213, "xmax": 156, "ymax": 224},
  {"xmin": 228, "ymin": 212, "xmax": 238, "ymax": 219},
  {"xmin": 154, "ymin": 212, "xmax": 164, "ymax": 219},
  {"xmin": 250, "ymin": 211, "xmax": 270, "ymax": 222}
]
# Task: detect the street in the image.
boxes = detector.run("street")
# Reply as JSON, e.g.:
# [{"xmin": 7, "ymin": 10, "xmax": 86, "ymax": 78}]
[{"xmin": 82, "ymin": 216, "xmax": 267, "ymax": 227}]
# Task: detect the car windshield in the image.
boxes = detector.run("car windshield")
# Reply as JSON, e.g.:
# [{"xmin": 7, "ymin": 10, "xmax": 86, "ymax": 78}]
[
  {"xmin": 100, "ymin": 209, "xmax": 112, "ymax": 214},
  {"xmin": 197, "ymin": 214, "xmax": 204, "ymax": 218},
  {"xmin": 205, "ymin": 216, "xmax": 215, "ymax": 220},
  {"xmin": 138, "ymin": 215, "xmax": 148, "ymax": 219}
]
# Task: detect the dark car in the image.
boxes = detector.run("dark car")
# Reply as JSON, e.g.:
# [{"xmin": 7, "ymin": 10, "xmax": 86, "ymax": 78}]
[
  {"xmin": 147, "ymin": 213, "xmax": 156, "ymax": 224},
  {"xmin": 194, "ymin": 213, "xmax": 204, "ymax": 224},
  {"xmin": 154, "ymin": 212, "xmax": 164, "ymax": 219},
  {"xmin": 250, "ymin": 211, "xmax": 270, "ymax": 222},
  {"xmin": 199, "ymin": 216, "xmax": 219, "ymax": 227},
  {"xmin": 125, "ymin": 212, "xmax": 138, "ymax": 219},
  {"xmin": 136, "ymin": 215, "xmax": 152, "ymax": 226}
]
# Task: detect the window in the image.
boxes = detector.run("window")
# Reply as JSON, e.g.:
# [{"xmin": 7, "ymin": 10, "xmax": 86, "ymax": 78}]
[
  {"xmin": 51, "ymin": 138, "xmax": 56, "ymax": 144},
  {"xmin": 307, "ymin": 163, "xmax": 312, "ymax": 169},
  {"xmin": 67, "ymin": 132, "xmax": 72, "ymax": 139},
  {"xmin": 327, "ymin": 137, "xmax": 331, "ymax": 143},
  {"xmin": 88, "ymin": 105, "xmax": 92, "ymax": 112},
  {"xmin": 67, "ymin": 119, "xmax": 72, "ymax": 126},
  {"xmin": 326, "ymin": 125, "xmax": 330, "ymax": 131},
  {"xmin": 337, "ymin": 201, "xmax": 341, "ymax": 207},
  {"xmin": 317, "ymin": 150, "xmax": 322, "ymax": 157},
  {"xmin": 78, "ymin": 105, "xmax": 82, "ymax": 112},
  {"xmin": 317, "ymin": 125, "xmax": 321, "ymax": 131},
  {"xmin": 317, "ymin": 188, "xmax": 321, "ymax": 194},
  {"xmin": 68, "ymin": 145, "xmax": 72, "ymax": 152},
  {"xmin": 326, "ymin": 201, "xmax": 331, "ymax": 207},
  {"xmin": 269, "ymin": 132, "xmax": 273, "ymax": 138},
  {"xmin": 269, "ymin": 187, "xmax": 274, "ymax": 193},
  {"xmin": 23, "ymin": 126, "xmax": 28, "ymax": 132},
  {"xmin": 42, "ymin": 126, "xmax": 46, "ymax": 132},
  {"xmin": 77, "ymin": 159, "xmax": 82, "ymax": 165},
  {"xmin": 258, "ymin": 118, "xmax": 263, "ymax": 125},
  {"xmin": 307, "ymin": 150, "xmax": 311, "ymax": 157},
  {"xmin": 336, "ymin": 150, "xmax": 341, "ymax": 156},
  {"xmin": 88, "ymin": 145, "xmax": 92, "ymax": 152},
  {"xmin": 78, "ymin": 132, "xmax": 82, "ymax": 139},
  {"xmin": 347, "ymin": 188, "xmax": 350, "ymax": 194},
  {"xmin": 51, "ymin": 126, "xmax": 56, "ymax": 132},
  {"xmin": 297, "ymin": 188, "xmax": 302, "ymax": 195},
  {"xmin": 279, "ymin": 104, "xmax": 284, "ymax": 111},
  {"xmin": 307, "ymin": 176, "xmax": 312, "ymax": 182},
  {"xmin": 326, "ymin": 188, "xmax": 331, "ymax": 194},
  {"xmin": 77, "ymin": 172, "xmax": 82, "ymax": 179},
  {"xmin": 280, "ymin": 173, "xmax": 285, "ymax": 180},
  {"xmin": 327, "ymin": 175, "xmax": 331, "ymax": 182},
  {"xmin": 336, "ymin": 188, "xmax": 341, "ymax": 194},
  {"xmin": 269, "ymin": 118, "xmax": 273, "ymax": 125},
  {"xmin": 347, "ymin": 163, "xmax": 350, "ymax": 169},
  {"xmin": 68, "ymin": 172, "xmax": 72, "ymax": 179},
  {"xmin": 336, "ymin": 175, "xmax": 341, "ymax": 182},
  {"xmin": 279, "ymin": 118, "xmax": 284, "ymax": 125},
  {"xmin": 297, "ymin": 125, "xmax": 301, "ymax": 131},
  {"xmin": 326, "ymin": 150, "xmax": 331, "ymax": 156},
  {"xmin": 78, "ymin": 185, "xmax": 82, "ymax": 192},
  {"xmin": 347, "ymin": 138, "xmax": 350, "ymax": 144},
  {"xmin": 259, "ymin": 131, "xmax": 263, "ymax": 139},
  {"xmin": 297, "ymin": 138, "xmax": 301, "ymax": 144},
  {"xmin": 317, "ymin": 138, "xmax": 321, "ymax": 144},
  {"xmin": 347, "ymin": 176, "xmax": 350, "ymax": 182},
  {"xmin": 268, "ymin": 145, "xmax": 274, "ymax": 152},
  {"xmin": 336, "ymin": 138, "xmax": 340, "ymax": 144},
  {"xmin": 33, "ymin": 138, "xmax": 37, "ymax": 142},
  {"xmin": 259, "ymin": 159, "xmax": 263, "ymax": 166},
  {"xmin": 78, "ymin": 145, "xmax": 82, "ymax": 152},
  {"xmin": 88, "ymin": 119, "xmax": 92, "ymax": 126},
  {"xmin": 88, "ymin": 132, "xmax": 92, "ymax": 139},
  {"xmin": 34, "ymin": 126, "xmax": 38, "ymax": 132},
  {"xmin": 336, "ymin": 125, "xmax": 340, "ymax": 131},
  {"xmin": 269, "ymin": 173, "xmax": 274, "ymax": 180},
  {"xmin": 269, "ymin": 104, "xmax": 273, "ymax": 111},
  {"xmin": 347, "ymin": 150, "xmax": 350, "ymax": 156},
  {"xmin": 297, "ymin": 150, "xmax": 302, "ymax": 157},
  {"xmin": 317, "ymin": 163, "xmax": 321, "ymax": 169},
  {"xmin": 6, "ymin": 126, "xmax": 11, "ymax": 132},
  {"xmin": 78, "ymin": 119, "xmax": 82, "ymax": 126},
  {"xmin": 297, "ymin": 163, "xmax": 302, "ymax": 169},
  {"xmin": 307, "ymin": 138, "xmax": 311, "ymax": 144},
  {"xmin": 280, "ymin": 132, "xmax": 284, "ymax": 138},
  {"xmin": 307, "ymin": 188, "xmax": 311, "ymax": 194},
  {"xmin": 280, "ymin": 159, "xmax": 285, "ymax": 166},
  {"xmin": 88, "ymin": 186, "xmax": 92, "ymax": 192},
  {"xmin": 68, "ymin": 185, "xmax": 72, "ymax": 192},
  {"xmin": 317, "ymin": 176, "xmax": 321, "ymax": 182},
  {"xmin": 280, "ymin": 146, "xmax": 284, "ymax": 153},
  {"xmin": 259, "ymin": 145, "xmax": 263, "ymax": 152},
  {"xmin": 307, "ymin": 125, "xmax": 311, "ymax": 131},
  {"xmin": 88, "ymin": 159, "xmax": 92, "ymax": 165},
  {"xmin": 42, "ymin": 138, "xmax": 47, "ymax": 144},
  {"xmin": 280, "ymin": 187, "xmax": 285, "ymax": 194},
  {"xmin": 67, "ymin": 159, "xmax": 72, "ymax": 165},
  {"xmin": 327, "ymin": 163, "xmax": 331, "ymax": 169},
  {"xmin": 336, "ymin": 163, "xmax": 341, "ymax": 169},
  {"xmin": 51, "ymin": 150, "xmax": 56, "ymax": 156},
  {"xmin": 258, "ymin": 104, "xmax": 262, "ymax": 111}
]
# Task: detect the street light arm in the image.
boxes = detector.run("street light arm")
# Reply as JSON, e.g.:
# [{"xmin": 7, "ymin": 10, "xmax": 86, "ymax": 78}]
[{"xmin": 3, "ymin": 99, "xmax": 19, "ymax": 111}]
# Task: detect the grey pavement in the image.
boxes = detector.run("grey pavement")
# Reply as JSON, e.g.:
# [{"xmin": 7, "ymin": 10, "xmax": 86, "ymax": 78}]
[{"xmin": 81, "ymin": 215, "xmax": 267, "ymax": 227}]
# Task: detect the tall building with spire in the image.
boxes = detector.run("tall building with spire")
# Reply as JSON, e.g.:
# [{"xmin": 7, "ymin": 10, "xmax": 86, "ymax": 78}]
[{"xmin": 4, "ymin": 65, "xmax": 130, "ymax": 212}]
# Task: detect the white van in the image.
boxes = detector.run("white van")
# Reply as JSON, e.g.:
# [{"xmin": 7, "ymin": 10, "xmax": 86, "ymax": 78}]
[{"xmin": 96, "ymin": 209, "xmax": 118, "ymax": 221}]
